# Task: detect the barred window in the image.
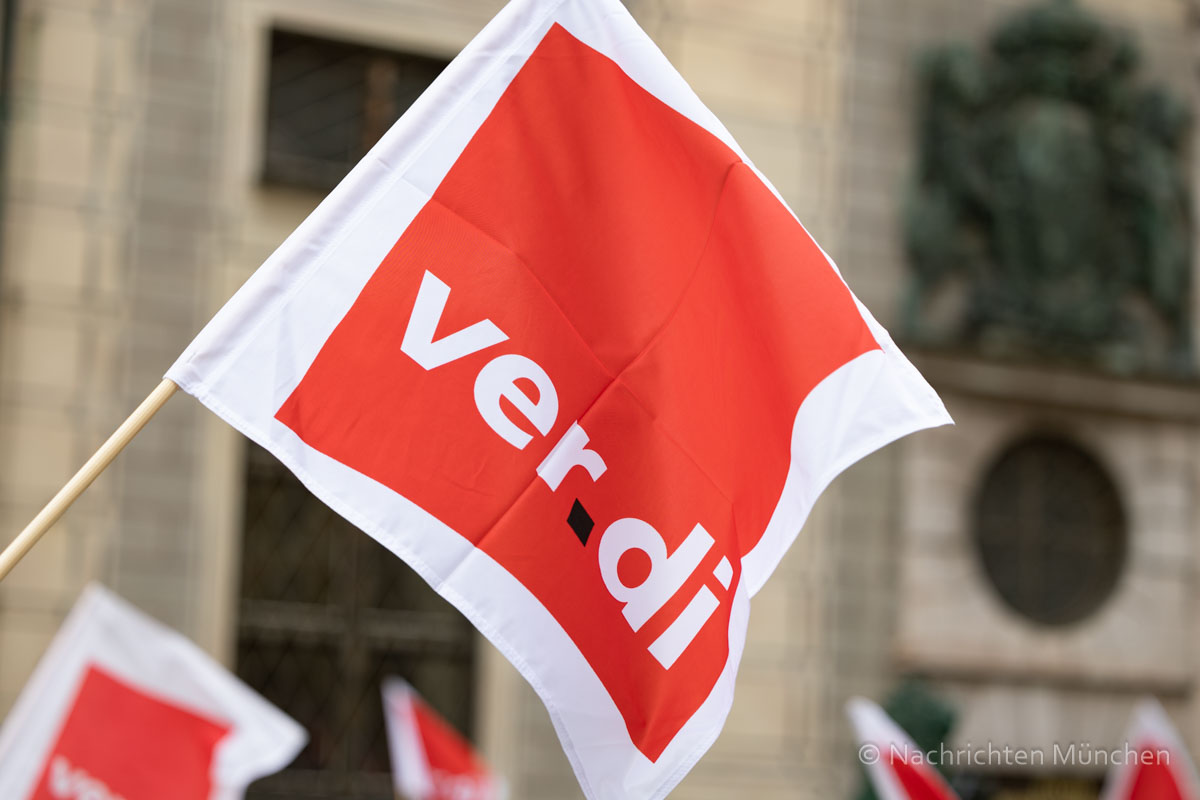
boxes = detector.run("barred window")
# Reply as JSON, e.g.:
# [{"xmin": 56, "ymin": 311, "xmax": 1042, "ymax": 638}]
[
  {"xmin": 237, "ymin": 443, "xmax": 477, "ymax": 799},
  {"xmin": 263, "ymin": 29, "xmax": 448, "ymax": 191}
]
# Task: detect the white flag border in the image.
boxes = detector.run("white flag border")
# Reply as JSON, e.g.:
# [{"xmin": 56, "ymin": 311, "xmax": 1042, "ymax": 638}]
[
  {"xmin": 166, "ymin": 0, "xmax": 951, "ymax": 797},
  {"xmin": 382, "ymin": 676, "xmax": 508, "ymax": 800},
  {"xmin": 0, "ymin": 584, "xmax": 306, "ymax": 800},
  {"xmin": 847, "ymin": 696, "xmax": 958, "ymax": 800},
  {"xmin": 382, "ymin": 677, "xmax": 436, "ymax": 800},
  {"xmin": 1100, "ymin": 698, "xmax": 1200, "ymax": 800}
]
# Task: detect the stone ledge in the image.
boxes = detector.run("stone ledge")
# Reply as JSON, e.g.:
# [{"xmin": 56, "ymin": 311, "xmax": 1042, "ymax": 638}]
[
  {"xmin": 908, "ymin": 349, "xmax": 1200, "ymax": 423},
  {"xmin": 892, "ymin": 647, "xmax": 1192, "ymax": 696}
]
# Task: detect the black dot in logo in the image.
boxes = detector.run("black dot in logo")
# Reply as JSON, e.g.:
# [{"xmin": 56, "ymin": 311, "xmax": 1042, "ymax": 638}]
[{"xmin": 567, "ymin": 500, "xmax": 594, "ymax": 546}]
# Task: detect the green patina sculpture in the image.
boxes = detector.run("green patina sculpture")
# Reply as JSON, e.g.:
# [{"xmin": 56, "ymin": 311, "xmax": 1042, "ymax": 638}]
[{"xmin": 905, "ymin": 0, "xmax": 1193, "ymax": 374}]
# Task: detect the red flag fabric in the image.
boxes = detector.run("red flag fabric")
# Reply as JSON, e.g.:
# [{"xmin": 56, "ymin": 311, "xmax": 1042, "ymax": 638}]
[
  {"xmin": 382, "ymin": 678, "xmax": 504, "ymax": 800},
  {"xmin": 0, "ymin": 585, "xmax": 305, "ymax": 800},
  {"xmin": 1102, "ymin": 700, "xmax": 1200, "ymax": 800},
  {"xmin": 847, "ymin": 697, "xmax": 959, "ymax": 800},
  {"xmin": 166, "ymin": 0, "xmax": 951, "ymax": 796},
  {"xmin": 29, "ymin": 666, "xmax": 230, "ymax": 800}
]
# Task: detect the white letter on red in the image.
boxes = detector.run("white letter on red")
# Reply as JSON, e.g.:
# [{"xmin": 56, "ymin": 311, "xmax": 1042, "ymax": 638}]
[
  {"xmin": 474, "ymin": 354, "xmax": 559, "ymax": 450},
  {"xmin": 598, "ymin": 519, "xmax": 714, "ymax": 631},
  {"xmin": 401, "ymin": 270, "xmax": 508, "ymax": 370},
  {"xmin": 537, "ymin": 422, "xmax": 607, "ymax": 491}
]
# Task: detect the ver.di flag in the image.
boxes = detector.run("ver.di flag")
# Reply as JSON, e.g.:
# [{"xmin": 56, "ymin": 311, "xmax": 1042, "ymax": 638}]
[
  {"xmin": 165, "ymin": 0, "xmax": 952, "ymax": 796},
  {"xmin": 382, "ymin": 677, "xmax": 504, "ymax": 800},
  {"xmin": 1101, "ymin": 699, "xmax": 1200, "ymax": 800},
  {"xmin": 0, "ymin": 584, "xmax": 305, "ymax": 800},
  {"xmin": 847, "ymin": 697, "xmax": 959, "ymax": 800}
]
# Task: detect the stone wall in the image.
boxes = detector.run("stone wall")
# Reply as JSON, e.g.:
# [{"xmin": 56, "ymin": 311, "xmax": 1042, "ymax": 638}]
[
  {"xmin": 0, "ymin": 0, "xmax": 232, "ymax": 708},
  {"xmin": 0, "ymin": 0, "xmax": 150, "ymax": 710},
  {"xmin": 899, "ymin": 356, "xmax": 1200, "ymax": 766},
  {"xmin": 842, "ymin": 0, "xmax": 1200, "ymax": 780}
]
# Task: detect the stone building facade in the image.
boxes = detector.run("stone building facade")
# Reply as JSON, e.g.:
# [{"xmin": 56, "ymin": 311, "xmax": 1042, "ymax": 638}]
[{"xmin": 0, "ymin": 0, "xmax": 1195, "ymax": 799}]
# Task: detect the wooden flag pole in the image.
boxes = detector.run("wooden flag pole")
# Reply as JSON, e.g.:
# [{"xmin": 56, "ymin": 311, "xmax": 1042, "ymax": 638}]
[{"xmin": 0, "ymin": 378, "xmax": 179, "ymax": 581}]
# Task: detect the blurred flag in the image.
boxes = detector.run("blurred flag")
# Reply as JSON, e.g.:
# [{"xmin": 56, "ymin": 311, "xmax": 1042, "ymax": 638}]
[
  {"xmin": 166, "ymin": 0, "xmax": 950, "ymax": 796},
  {"xmin": 847, "ymin": 697, "xmax": 959, "ymax": 800},
  {"xmin": 382, "ymin": 677, "xmax": 503, "ymax": 800},
  {"xmin": 0, "ymin": 584, "xmax": 305, "ymax": 800},
  {"xmin": 1102, "ymin": 700, "xmax": 1200, "ymax": 800}
]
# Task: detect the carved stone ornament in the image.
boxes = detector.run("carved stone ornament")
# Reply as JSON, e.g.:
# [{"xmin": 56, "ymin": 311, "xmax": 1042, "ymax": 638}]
[{"xmin": 904, "ymin": 0, "xmax": 1193, "ymax": 375}]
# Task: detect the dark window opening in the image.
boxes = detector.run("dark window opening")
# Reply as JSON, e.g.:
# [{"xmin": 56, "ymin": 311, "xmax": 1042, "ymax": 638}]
[
  {"xmin": 263, "ymin": 29, "xmax": 448, "ymax": 191},
  {"xmin": 237, "ymin": 442, "xmax": 476, "ymax": 800}
]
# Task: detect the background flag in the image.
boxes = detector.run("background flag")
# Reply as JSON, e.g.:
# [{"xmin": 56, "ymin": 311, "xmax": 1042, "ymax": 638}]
[
  {"xmin": 0, "ymin": 584, "xmax": 305, "ymax": 800},
  {"xmin": 847, "ymin": 697, "xmax": 959, "ymax": 800},
  {"xmin": 165, "ymin": 0, "xmax": 952, "ymax": 796},
  {"xmin": 1102, "ymin": 700, "xmax": 1200, "ymax": 800},
  {"xmin": 383, "ymin": 677, "xmax": 504, "ymax": 800}
]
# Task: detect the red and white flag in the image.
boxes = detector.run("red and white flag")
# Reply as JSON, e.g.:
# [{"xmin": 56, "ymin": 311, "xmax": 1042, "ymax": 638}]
[
  {"xmin": 1102, "ymin": 699, "xmax": 1200, "ymax": 800},
  {"xmin": 847, "ymin": 697, "xmax": 959, "ymax": 800},
  {"xmin": 0, "ymin": 584, "xmax": 305, "ymax": 800},
  {"xmin": 166, "ymin": 0, "xmax": 951, "ymax": 796},
  {"xmin": 382, "ymin": 677, "xmax": 504, "ymax": 800}
]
